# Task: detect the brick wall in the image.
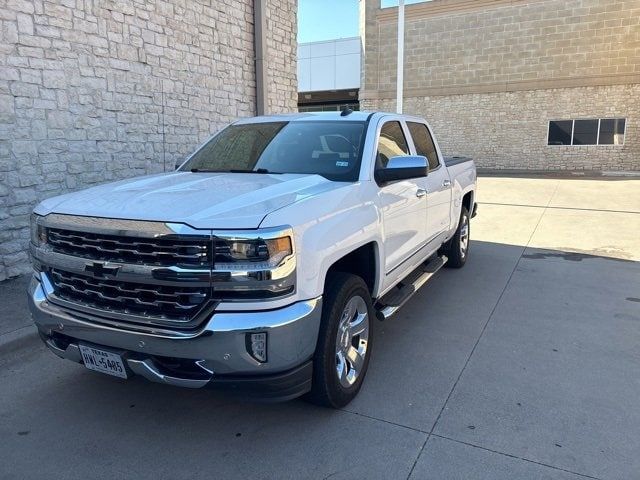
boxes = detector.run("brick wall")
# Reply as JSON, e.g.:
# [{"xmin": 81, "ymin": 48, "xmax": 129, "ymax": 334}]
[
  {"xmin": 266, "ymin": 2, "xmax": 297, "ymax": 113},
  {"xmin": 362, "ymin": 84, "xmax": 640, "ymax": 171},
  {"xmin": 0, "ymin": 0, "xmax": 297, "ymax": 281},
  {"xmin": 361, "ymin": 0, "xmax": 640, "ymax": 171}
]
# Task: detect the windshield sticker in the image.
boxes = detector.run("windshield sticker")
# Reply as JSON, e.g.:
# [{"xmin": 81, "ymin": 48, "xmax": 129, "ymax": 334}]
[{"xmin": 336, "ymin": 161, "xmax": 349, "ymax": 167}]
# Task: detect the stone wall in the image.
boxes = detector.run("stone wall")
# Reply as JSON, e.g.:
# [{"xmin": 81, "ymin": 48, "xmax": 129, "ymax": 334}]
[
  {"xmin": 361, "ymin": 0, "xmax": 640, "ymax": 171},
  {"xmin": 265, "ymin": 2, "xmax": 297, "ymax": 113},
  {"xmin": 0, "ymin": 0, "xmax": 297, "ymax": 281},
  {"xmin": 362, "ymin": 84, "xmax": 640, "ymax": 171}
]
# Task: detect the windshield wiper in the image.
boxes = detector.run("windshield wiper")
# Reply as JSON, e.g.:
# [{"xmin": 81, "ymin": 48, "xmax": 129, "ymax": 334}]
[{"xmin": 229, "ymin": 168, "xmax": 276, "ymax": 174}]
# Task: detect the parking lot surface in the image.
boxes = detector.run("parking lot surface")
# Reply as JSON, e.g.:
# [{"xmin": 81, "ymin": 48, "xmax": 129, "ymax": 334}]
[{"xmin": 1, "ymin": 175, "xmax": 639, "ymax": 480}]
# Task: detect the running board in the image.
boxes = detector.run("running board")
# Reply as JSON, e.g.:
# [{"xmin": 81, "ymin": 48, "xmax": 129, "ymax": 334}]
[{"xmin": 375, "ymin": 255, "xmax": 448, "ymax": 321}]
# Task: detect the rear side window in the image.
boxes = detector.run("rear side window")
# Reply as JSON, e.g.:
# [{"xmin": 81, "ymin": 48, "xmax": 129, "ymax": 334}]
[
  {"xmin": 407, "ymin": 122, "xmax": 439, "ymax": 170},
  {"xmin": 376, "ymin": 121, "xmax": 409, "ymax": 168}
]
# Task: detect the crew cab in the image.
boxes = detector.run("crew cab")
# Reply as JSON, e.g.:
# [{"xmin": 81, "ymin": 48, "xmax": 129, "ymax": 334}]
[{"xmin": 28, "ymin": 111, "xmax": 476, "ymax": 407}]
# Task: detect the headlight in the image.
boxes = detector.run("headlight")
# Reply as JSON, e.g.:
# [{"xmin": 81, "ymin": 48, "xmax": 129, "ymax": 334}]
[
  {"xmin": 214, "ymin": 236, "xmax": 292, "ymax": 269},
  {"xmin": 212, "ymin": 229, "xmax": 296, "ymax": 301},
  {"xmin": 30, "ymin": 214, "xmax": 47, "ymax": 246}
]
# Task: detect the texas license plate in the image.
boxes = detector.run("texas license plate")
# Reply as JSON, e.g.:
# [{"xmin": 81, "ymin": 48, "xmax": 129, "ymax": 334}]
[{"xmin": 79, "ymin": 344, "xmax": 128, "ymax": 379}]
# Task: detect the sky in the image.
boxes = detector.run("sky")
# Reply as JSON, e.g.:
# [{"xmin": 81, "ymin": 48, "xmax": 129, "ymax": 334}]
[
  {"xmin": 297, "ymin": 0, "xmax": 359, "ymax": 43},
  {"xmin": 297, "ymin": 0, "xmax": 428, "ymax": 44}
]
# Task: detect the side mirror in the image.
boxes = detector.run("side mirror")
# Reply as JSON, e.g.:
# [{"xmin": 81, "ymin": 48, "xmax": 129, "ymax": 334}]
[{"xmin": 375, "ymin": 155, "xmax": 428, "ymax": 184}]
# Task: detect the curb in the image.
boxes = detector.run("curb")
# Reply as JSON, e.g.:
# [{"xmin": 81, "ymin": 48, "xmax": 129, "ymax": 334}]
[{"xmin": 477, "ymin": 169, "xmax": 640, "ymax": 179}]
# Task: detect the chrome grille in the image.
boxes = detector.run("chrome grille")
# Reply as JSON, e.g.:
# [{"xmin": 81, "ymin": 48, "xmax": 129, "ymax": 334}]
[
  {"xmin": 47, "ymin": 228, "xmax": 210, "ymax": 267},
  {"xmin": 49, "ymin": 269, "xmax": 210, "ymax": 325}
]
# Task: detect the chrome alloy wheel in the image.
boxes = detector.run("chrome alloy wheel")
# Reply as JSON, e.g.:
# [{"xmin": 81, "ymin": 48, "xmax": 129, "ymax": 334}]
[
  {"xmin": 459, "ymin": 214, "xmax": 469, "ymax": 258},
  {"xmin": 335, "ymin": 295, "xmax": 370, "ymax": 388}
]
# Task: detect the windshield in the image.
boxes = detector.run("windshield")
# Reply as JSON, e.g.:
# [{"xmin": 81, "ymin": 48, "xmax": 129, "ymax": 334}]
[{"xmin": 180, "ymin": 121, "xmax": 366, "ymax": 182}]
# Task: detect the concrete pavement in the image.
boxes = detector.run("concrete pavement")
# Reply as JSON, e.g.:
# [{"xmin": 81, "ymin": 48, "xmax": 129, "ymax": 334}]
[
  {"xmin": 1, "ymin": 175, "xmax": 639, "ymax": 479},
  {"xmin": 0, "ymin": 274, "xmax": 35, "ymax": 349}
]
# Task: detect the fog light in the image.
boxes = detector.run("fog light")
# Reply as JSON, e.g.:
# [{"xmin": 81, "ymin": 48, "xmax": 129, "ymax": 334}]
[{"xmin": 247, "ymin": 332, "xmax": 267, "ymax": 363}]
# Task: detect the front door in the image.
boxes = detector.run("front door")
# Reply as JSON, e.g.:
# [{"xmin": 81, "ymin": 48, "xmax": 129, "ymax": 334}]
[{"xmin": 376, "ymin": 120, "xmax": 428, "ymax": 274}]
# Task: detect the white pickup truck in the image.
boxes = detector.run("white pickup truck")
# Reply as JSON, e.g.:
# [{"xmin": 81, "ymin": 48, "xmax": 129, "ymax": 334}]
[{"xmin": 29, "ymin": 111, "xmax": 476, "ymax": 407}]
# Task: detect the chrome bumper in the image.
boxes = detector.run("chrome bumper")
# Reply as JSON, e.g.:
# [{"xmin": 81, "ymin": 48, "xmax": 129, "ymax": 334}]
[{"xmin": 29, "ymin": 274, "xmax": 322, "ymax": 396}]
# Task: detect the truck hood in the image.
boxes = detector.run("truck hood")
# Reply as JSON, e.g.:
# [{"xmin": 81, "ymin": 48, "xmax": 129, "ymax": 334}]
[{"xmin": 35, "ymin": 172, "xmax": 343, "ymax": 229}]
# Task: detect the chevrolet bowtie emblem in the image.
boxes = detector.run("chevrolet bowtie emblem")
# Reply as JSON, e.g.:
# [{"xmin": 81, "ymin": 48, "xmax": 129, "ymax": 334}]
[{"xmin": 85, "ymin": 262, "xmax": 120, "ymax": 278}]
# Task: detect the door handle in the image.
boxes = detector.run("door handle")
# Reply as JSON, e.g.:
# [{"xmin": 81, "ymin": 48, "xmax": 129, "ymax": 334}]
[
  {"xmin": 416, "ymin": 188, "xmax": 427, "ymax": 198},
  {"xmin": 442, "ymin": 179, "xmax": 452, "ymax": 188}
]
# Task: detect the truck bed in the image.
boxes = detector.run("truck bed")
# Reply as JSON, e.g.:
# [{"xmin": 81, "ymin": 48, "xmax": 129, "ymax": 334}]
[{"xmin": 444, "ymin": 156, "xmax": 473, "ymax": 167}]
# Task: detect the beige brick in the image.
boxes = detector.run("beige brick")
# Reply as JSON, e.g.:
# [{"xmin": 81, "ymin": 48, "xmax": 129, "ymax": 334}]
[
  {"xmin": 0, "ymin": 0, "xmax": 297, "ymax": 278},
  {"xmin": 363, "ymin": 84, "xmax": 639, "ymax": 172},
  {"xmin": 365, "ymin": 0, "xmax": 638, "ymax": 92},
  {"xmin": 362, "ymin": 0, "xmax": 639, "ymax": 173}
]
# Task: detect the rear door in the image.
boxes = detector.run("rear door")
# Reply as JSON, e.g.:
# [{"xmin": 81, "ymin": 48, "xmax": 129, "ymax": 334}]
[
  {"xmin": 407, "ymin": 121, "xmax": 452, "ymax": 243},
  {"xmin": 376, "ymin": 119, "xmax": 428, "ymax": 274}
]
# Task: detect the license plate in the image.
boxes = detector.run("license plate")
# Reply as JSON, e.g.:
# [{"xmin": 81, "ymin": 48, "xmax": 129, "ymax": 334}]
[{"xmin": 79, "ymin": 344, "xmax": 128, "ymax": 379}]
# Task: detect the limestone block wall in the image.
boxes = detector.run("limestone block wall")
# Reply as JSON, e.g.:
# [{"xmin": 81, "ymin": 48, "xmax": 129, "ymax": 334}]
[
  {"xmin": 361, "ymin": 0, "xmax": 639, "ymax": 172},
  {"xmin": 0, "ymin": 0, "xmax": 297, "ymax": 280},
  {"xmin": 362, "ymin": 84, "xmax": 639, "ymax": 171}
]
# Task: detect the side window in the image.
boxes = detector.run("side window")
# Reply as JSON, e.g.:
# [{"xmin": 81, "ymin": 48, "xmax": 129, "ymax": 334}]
[
  {"xmin": 376, "ymin": 121, "xmax": 409, "ymax": 169},
  {"xmin": 407, "ymin": 122, "xmax": 439, "ymax": 170}
]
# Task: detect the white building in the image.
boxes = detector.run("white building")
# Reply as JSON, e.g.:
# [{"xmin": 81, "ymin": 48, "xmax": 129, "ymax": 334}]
[{"xmin": 297, "ymin": 37, "xmax": 361, "ymax": 112}]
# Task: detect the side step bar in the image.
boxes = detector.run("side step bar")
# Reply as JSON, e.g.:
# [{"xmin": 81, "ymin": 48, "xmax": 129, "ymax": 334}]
[{"xmin": 375, "ymin": 255, "xmax": 448, "ymax": 321}]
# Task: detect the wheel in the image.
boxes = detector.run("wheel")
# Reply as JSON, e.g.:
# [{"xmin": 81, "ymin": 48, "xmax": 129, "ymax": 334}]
[
  {"xmin": 441, "ymin": 206, "xmax": 470, "ymax": 269},
  {"xmin": 307, "ymin": 272, "xmax": 373, "ymax": 408}
]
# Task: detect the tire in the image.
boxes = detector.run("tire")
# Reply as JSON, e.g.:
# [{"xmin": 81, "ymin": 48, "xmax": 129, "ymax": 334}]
[
  {"xmin": 306, "ymin": 272, "xmax": 374, "ymax": 408},
  {"xmin": 441, "ymin": 206, "xmax": 470, "ymax": 269}
]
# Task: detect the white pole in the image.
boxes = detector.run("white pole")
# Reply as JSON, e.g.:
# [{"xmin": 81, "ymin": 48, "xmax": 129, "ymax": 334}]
[{"xmin": 396, "ymin": 0, "xmax": 405, "ymax": 114}]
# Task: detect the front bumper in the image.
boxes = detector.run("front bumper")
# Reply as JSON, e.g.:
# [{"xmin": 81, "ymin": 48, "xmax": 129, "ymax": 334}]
[{"xmin": 29, "ymin": 274, "xmax": 322, "ymax": 401}]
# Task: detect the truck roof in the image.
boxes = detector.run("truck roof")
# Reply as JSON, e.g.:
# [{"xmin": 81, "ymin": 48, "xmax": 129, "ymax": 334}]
[{"xmin": 234, "ymin": 111, "xmax": 379, "ymax": 124}]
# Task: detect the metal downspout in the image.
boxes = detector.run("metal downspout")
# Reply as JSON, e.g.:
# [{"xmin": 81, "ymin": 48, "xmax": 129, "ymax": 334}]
[{"xmin": 254, "ymin": 0, "xmax": 268, "ymax": 116}]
